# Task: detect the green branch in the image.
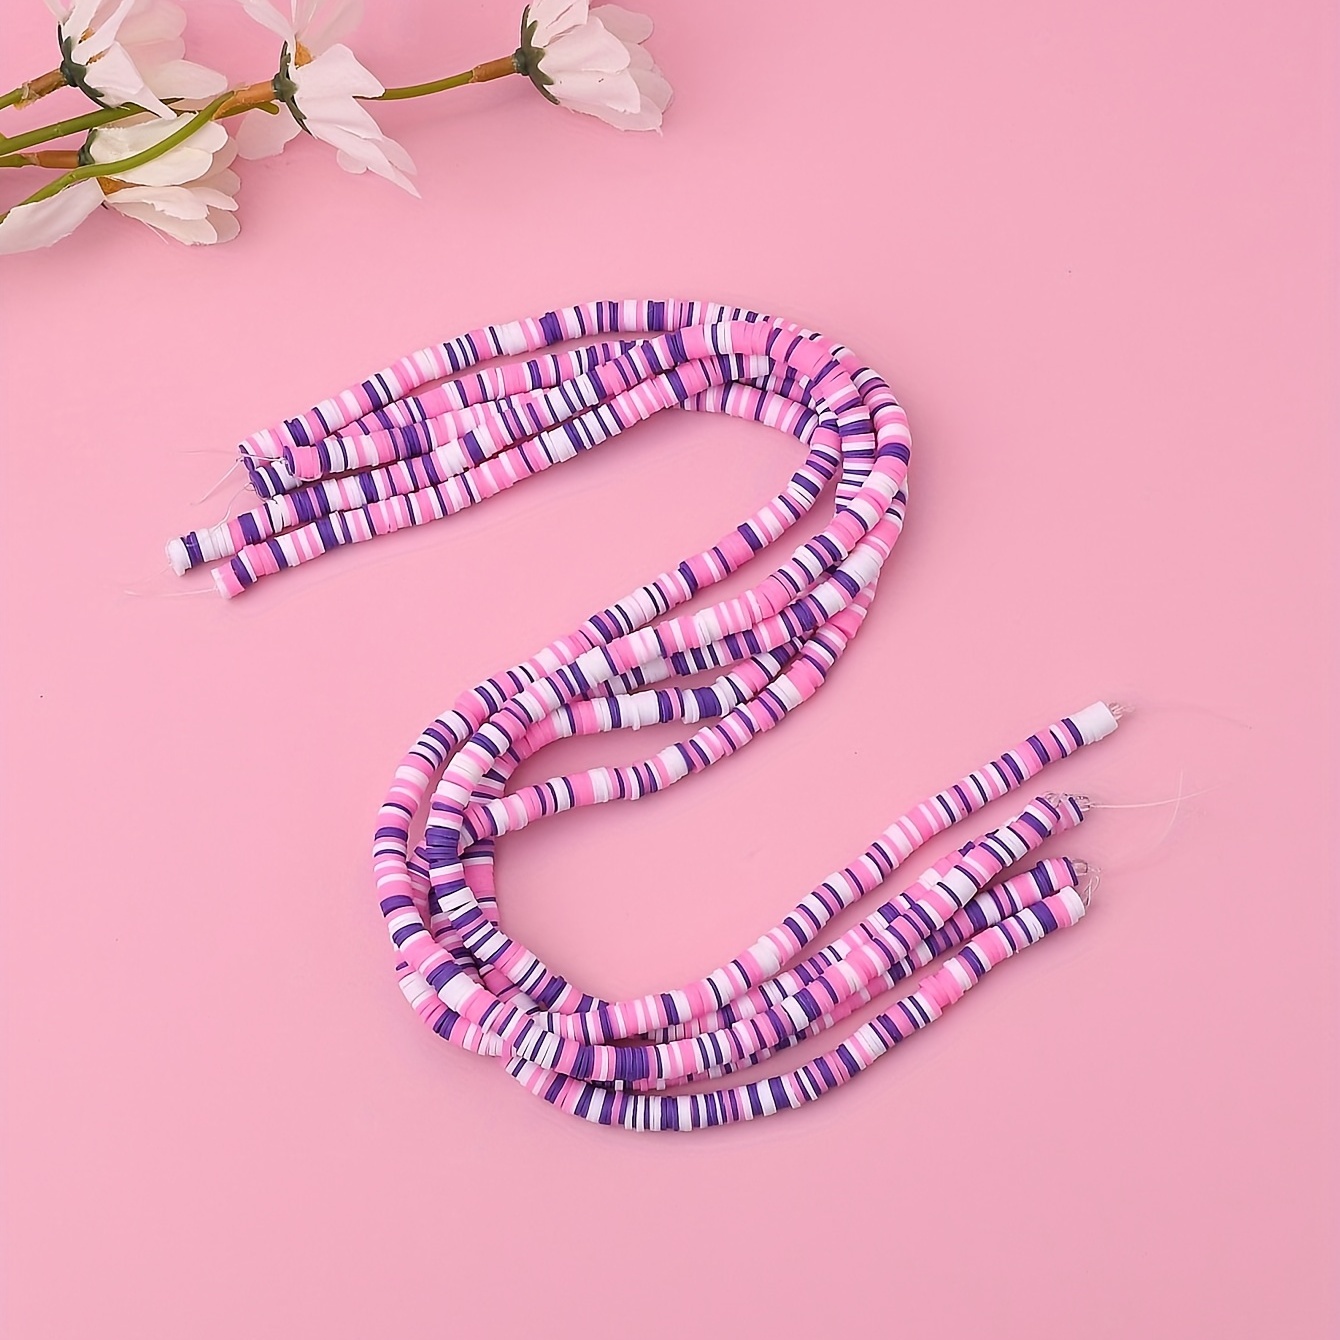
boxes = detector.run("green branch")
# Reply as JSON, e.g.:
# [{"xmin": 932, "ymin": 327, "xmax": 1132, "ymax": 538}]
[
  {"xmin": 373, "ymin": 70, "xmax": 476, "ymax": 101},
  {"xmin": 372, "ymin": 54, "xmax": 521, "ymax": 100},
  {"xmin": 0, "ymin": 104, "xmax": 145, "ymax": 155}
]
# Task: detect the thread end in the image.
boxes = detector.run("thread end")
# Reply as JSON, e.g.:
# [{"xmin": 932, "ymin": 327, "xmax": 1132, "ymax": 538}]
[{"xmin": 1071, "ymin": 701, "xmax": 1121, "ymax": 745}]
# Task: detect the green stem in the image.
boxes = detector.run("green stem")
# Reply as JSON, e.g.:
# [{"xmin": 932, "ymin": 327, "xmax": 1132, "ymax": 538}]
[
  {"xmin": 7, "ymin": 94, "xmax": 231, "ymax": 212},
  {"xmin": 372, "ymin": 54, "xmax": 521, "ymax": 100},
  {"xmin": 373, "ymin": 70, "xmax": 475, "ymax": 101},
  {"xmin": 0, "ymin": 105, "xmax": 143, "ymax": 155},
  {"xmin": 0, "ymin": 96, "xmax": 280, "ymax": 160},
  {"xmin": 0, "ymin": 68, "xmax": 66, "ymax": 110}
]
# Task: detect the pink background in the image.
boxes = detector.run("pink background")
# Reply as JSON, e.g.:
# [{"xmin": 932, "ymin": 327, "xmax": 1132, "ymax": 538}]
[{"xmin": 2, "ymin": 2, "xmax": 1336, "ymax": 1336}]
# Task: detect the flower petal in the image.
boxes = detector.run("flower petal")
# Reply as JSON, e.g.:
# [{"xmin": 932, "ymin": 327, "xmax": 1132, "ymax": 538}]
[
  {"xmin": 111, "ymin": 143, "xmax": 218, "ymax": 185},
  {"xmin": 299, "ymin": 93, "xmax": 384, "ymax": 141},
  {"xmin": 91, "ymin": 115, "xmax": 228, "ymax": 157},
  {"xmin": 111, "ymin": 196, "xmax": 219, "ymax": 243},
  {"xmin": 192, "ymin": 185, "xmax": 239, "ymax": 209},
  {"xmin": 324, "ymin": 130, "xmax": 419, "ymax": 195},
  {"xmin": 61, "ymin": 0, "xmax": 101, "ymax": 34},
  {"xmin": 590, "ymin": 5, "xmax": 652, "ymax": 45},
  {"xmin": 292, "ymin": 42, "xmax": 384, "ymax": 100},
  {"xmin": 140, "ymin": 56, "xmax": 229, "ymax": 99},
  {"xmin": 72, "ymin": 0, "xmax": 136, "ymax": 61},
  {"xmin": 233, "ymin": 105, "xmax": 302, "ymax": 159},
  {"xmin": 527, "ymin": 0, "xmax": 588, "ymax": 47},
  {"xmin": 590, "ymin": 63, "xmax": 669, "ymax": 129},
  {"xmin": 109, "ymin": 183, "xmax": 211, "ymax": 217},
  {"xmin": 206, "ymin": 206, "xmax": 241, "ymax": 242},
  {"xmin": 116, "ymin": 0, "xmax": 186, "ymax": 45},
  {"xmin": 541, "ymin": 20, "xmax": 631, "ymax": 78},
  {"xmin": 546, "ymin": 66, "xmax": 641, "ymax": 115},
  {"xmin": 240, "ymin": 0, "xmax": 297, "ymax": 43},
  {"xmin": 191, "ymin": 158, "xmax": 242, "ymax": 207},
  {"xmin": 79, "ymin": 42, "xmax": 177, "ymax": 116},
  {"xmin": 0, "ymin": 180, "xmax": 104, "ymax": 255},
  {"xmin": 90, "ymin": 116, "xmax": 228, "ymax": 185},
  {"xmin": 301, "ymin": 0, "xmax": 364, "ymax": 54}
]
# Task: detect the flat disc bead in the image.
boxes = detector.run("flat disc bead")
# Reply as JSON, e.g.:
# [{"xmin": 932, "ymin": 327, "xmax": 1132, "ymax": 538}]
[{"xmin": 167, "ymin": 301, "xmax": 1120, "ymax": 1129}]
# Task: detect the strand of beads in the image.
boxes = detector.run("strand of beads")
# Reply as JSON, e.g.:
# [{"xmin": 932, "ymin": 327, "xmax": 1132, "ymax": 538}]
[{"xmin": 168, "ymin": 301, "xmax": 1123, "ymax": 1129}]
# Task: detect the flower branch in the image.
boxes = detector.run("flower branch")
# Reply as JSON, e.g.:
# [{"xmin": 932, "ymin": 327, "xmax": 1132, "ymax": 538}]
[
  {"xmin": 7, "ymin": 93, "xmax": 229, "ymax": 209},
  {"xmin": 1, "ymin": 0, "xmax": 672, "ymax": 254}
]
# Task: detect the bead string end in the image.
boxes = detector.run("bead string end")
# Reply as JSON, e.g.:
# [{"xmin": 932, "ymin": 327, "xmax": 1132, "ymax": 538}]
[
  {"xmin": 1079, "ymin": 866, "xmax": 1101, "ymax": 908},
  {"xmin": 1045, "ymin": 790, "xmax": 1091, "ymax": 814}
]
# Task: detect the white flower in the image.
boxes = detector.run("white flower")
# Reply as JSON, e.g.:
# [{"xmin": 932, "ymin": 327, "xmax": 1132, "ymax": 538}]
[
  {"xmin": 47, "ymin": 0, "xmax": 227, "ymax": 120},
  {"xmin": 88, "ymin": 117, "xmax": 241, "ymax": 243},
  {"xmin": 519, "ymin": 1, "xmax": 670, "ymax": 131},
  {"xmin": 0, "ymin": 115, "xmax": 240, "ymax": 254},
  {"xmin": 234, "ymin": 0, "xmax": 418, "ymax": 195},
  {"xmin": 0, "ymin": 180, "xmax": 104, "ymax": 255}
]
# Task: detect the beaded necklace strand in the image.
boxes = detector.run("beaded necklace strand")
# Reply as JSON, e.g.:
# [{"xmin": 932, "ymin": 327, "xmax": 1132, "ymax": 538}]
[{"xmin": 168, "ymin": 300, "xmax": 1122, "ymax": 1129}]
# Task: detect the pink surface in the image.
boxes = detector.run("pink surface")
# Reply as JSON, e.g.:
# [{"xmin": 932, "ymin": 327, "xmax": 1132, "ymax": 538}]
[{"xmin": 1, "ymin": 1, "xmax": 1336, "ymax": 1335}]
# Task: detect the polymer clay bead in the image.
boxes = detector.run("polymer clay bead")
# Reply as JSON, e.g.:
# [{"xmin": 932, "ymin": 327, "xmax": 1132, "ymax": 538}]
[{"xmin": 169, "ymin": 301, "xmax": 1122, "ymax": 1128}]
